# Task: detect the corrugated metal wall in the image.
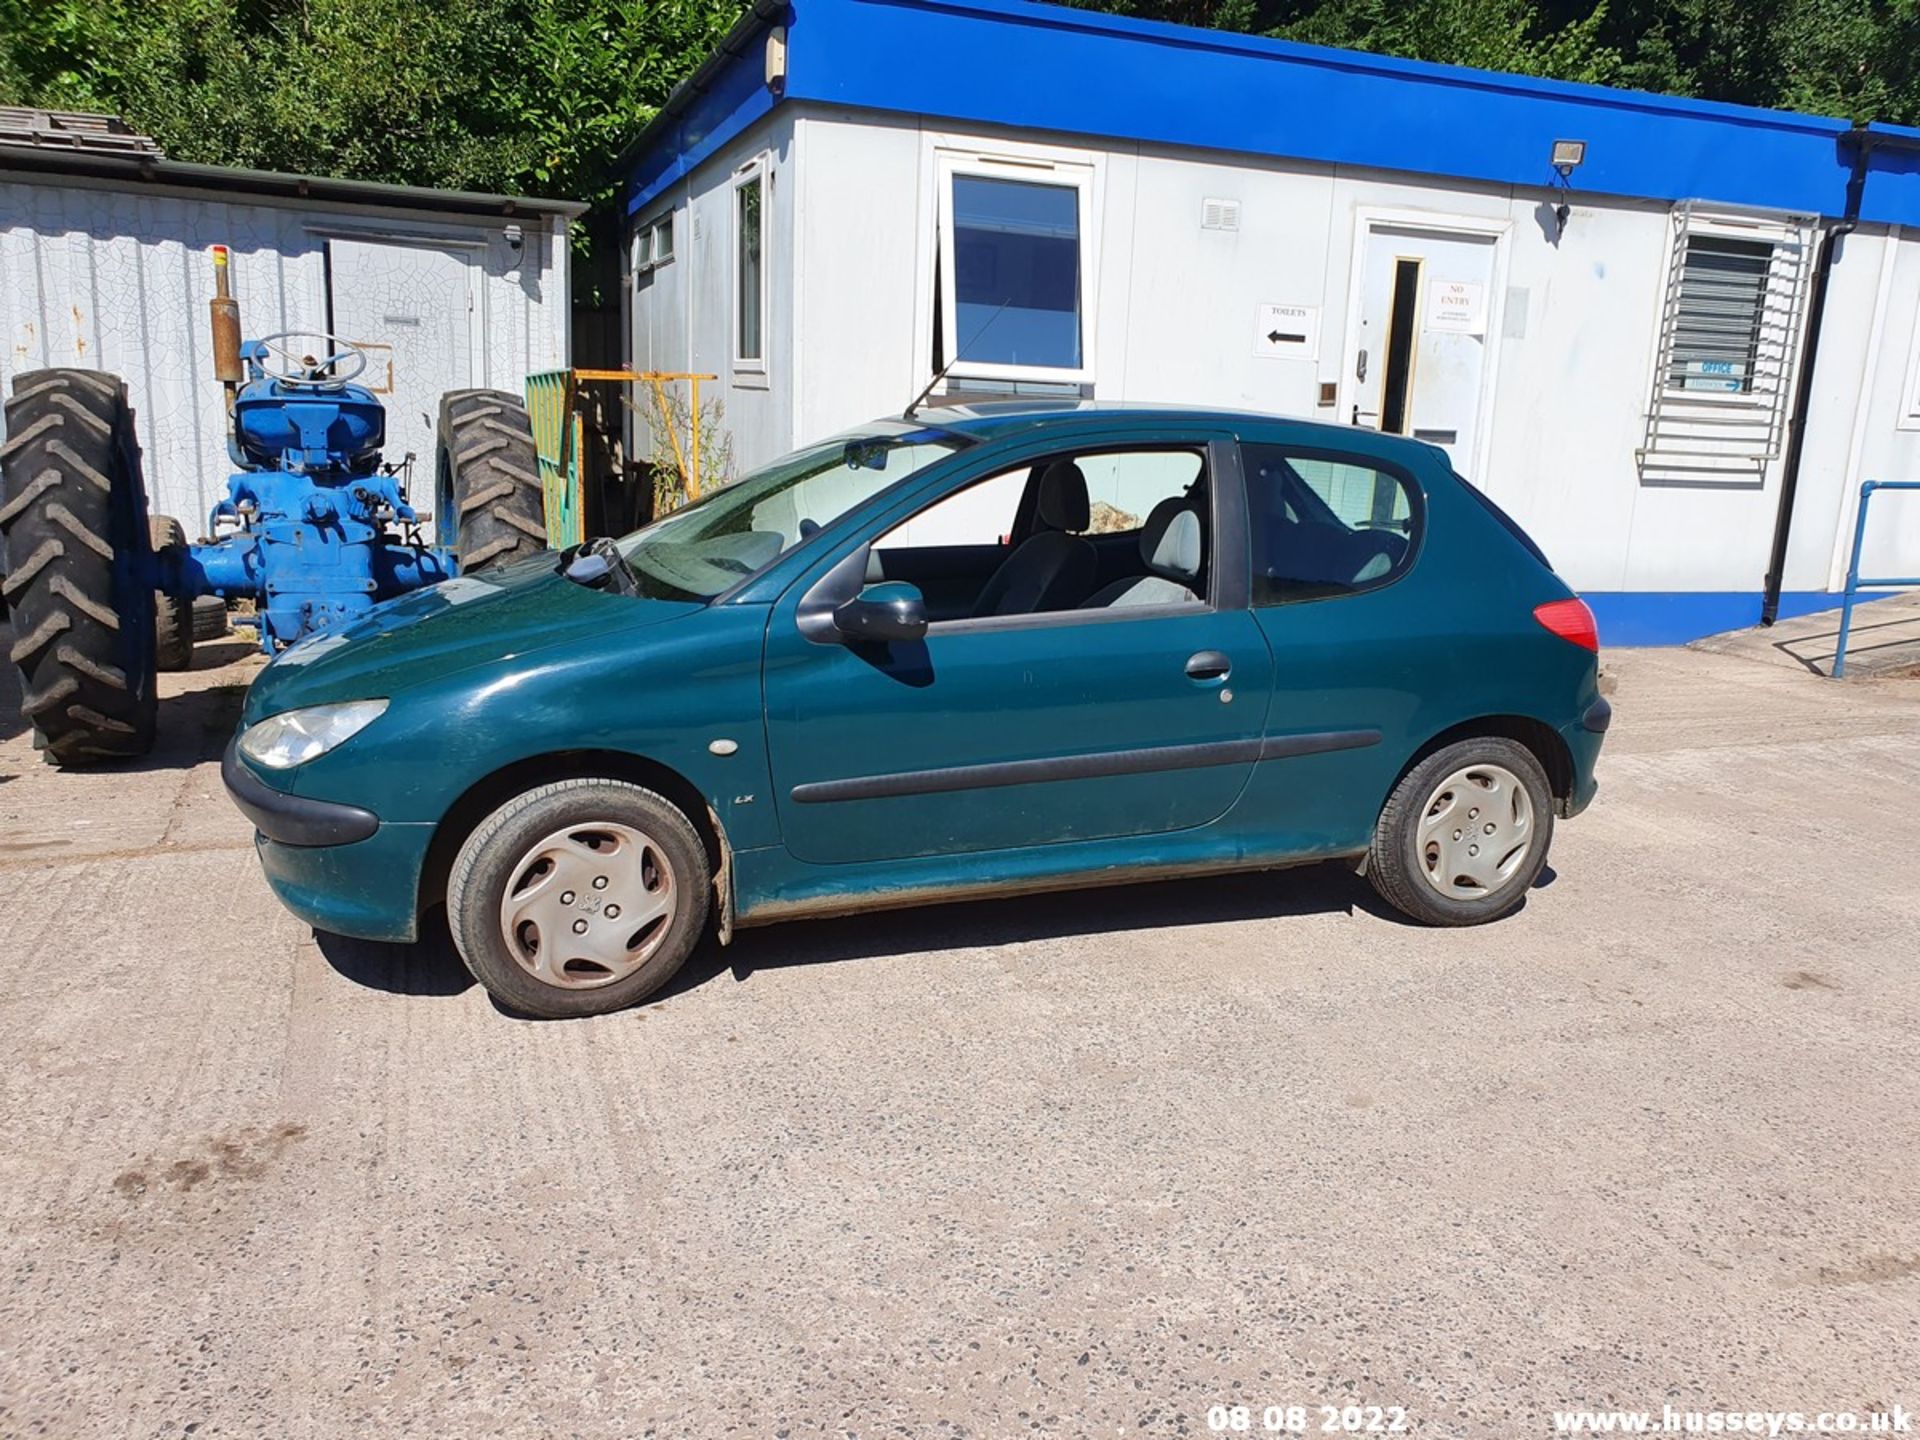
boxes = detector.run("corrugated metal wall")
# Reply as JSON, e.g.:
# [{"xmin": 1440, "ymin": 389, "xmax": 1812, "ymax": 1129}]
[{"xmin": 0, "ymin": 176, "xmax": 569, "ymax": 530}]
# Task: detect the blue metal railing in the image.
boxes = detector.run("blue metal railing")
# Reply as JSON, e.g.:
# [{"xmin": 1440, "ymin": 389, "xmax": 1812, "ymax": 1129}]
[{"xmin": 1832, "ymin": 479, "xmax": 1920, "ymax": 678}]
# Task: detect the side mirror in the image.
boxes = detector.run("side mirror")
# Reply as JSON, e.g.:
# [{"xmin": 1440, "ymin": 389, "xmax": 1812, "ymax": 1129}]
[{"xmin": 832, "ymin": 581, "xmax": 928, "ymax": 643}]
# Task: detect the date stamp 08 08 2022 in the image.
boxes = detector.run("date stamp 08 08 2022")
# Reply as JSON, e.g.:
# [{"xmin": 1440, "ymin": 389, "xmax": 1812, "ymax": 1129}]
[{"xmin": 1207, "ymin": 1404, "xmax": 1411, "ymax": 1434}]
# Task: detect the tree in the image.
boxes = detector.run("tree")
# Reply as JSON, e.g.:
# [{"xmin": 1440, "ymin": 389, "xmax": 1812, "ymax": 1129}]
[
  {"xmin": 0, "ymin": 0, "xmax": 739, "ymax": 201},
  {"xmin": 9, "ymin": 0, "xmax": 1920, "ymax": 287},
  {"xmin": 1060, "ymin": 0, "xmax": 1920, "ymax": 121}
]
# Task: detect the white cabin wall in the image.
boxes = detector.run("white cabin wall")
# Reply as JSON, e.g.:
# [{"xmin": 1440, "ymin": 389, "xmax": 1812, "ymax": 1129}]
[
  {"xmin": 1805, "ymin": 227, "xmax": 1920, "ymax": 588},
  {"xmin": 627, "ymin": 111, "xmax": 796, "ymax": 486},
  {"xmin": 790, "ymin": 111, "xmax": 925, "ymax": 442},
  {"xmin": 1482, "ymin": 195, "xmax": 1673, "ymax": 593},
  {"xmin": 1117, "ymin": 146, "xmax": 1339, "ymax": 415},
  {"xmin": 711, "ymin": 107, "xmax": 1920, "ymax": 607}
]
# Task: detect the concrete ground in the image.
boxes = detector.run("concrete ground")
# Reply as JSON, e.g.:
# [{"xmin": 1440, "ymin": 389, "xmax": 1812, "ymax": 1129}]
[
  {"xmin": 1, "ymin": 640, "xmax": 1917, "ymax": 1440},
  {"xmin": 1692, "ymin": 589, "xmax": 1920, "ymax": 678}
]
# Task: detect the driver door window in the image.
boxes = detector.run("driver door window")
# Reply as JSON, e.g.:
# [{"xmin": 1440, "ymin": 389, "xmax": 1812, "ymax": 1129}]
[{"xmin": 871, "ymin": 447, "xmax": 1210, "ymax": 624}]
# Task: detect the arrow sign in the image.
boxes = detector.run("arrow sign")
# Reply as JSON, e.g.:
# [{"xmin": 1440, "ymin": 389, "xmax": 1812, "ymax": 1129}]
[{"xmin": 1255, "ymin": 303, "xmax": 1319, "ymax": 359}]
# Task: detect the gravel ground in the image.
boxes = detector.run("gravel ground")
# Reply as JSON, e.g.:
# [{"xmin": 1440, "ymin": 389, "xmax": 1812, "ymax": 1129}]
[{"xmin": 0, "ymin": 640, "xmax": 1916, "ymax": 1439}]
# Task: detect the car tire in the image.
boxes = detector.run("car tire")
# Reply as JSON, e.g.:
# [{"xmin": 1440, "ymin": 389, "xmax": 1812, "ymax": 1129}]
[
  {"xmin": 150, "ymin": 514, "xmax": 193, "ymax": 671},
  {"xmin": 446, "ymin": 778, "xmax": 711, "ymax": 1018},
  {"xmin": 1366, "ymin": 736, "xmax": 1554, "ymax": 926},
  {"xmin": 0, "ymin": 368, "xmax": 159, "ymax": 765},
  {"xmin": 434, "ymin": 389, "xmax": 547, "ymax": 574}
]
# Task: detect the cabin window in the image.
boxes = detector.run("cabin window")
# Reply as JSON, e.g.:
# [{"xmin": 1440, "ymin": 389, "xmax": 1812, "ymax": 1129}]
[
  {"xmin": 733, "ymin": 162, "xmax": 767, "ymax": 374},
  {"xmin": 631, "ymin": 213, "xmax": 673, "ymax": 278},
  {"xmin": 1667, "ymin": 235, "xmax": 1776, "ymax": 395},
  {"xmin": 934, "ymin": 150, "xmax": 1096, "ymax": 384}
]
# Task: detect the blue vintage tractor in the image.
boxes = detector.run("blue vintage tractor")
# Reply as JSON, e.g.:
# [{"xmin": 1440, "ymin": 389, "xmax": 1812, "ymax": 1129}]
[{"xmin": 1, "ymin": 248, "xmax": 546, "ymax": 765}]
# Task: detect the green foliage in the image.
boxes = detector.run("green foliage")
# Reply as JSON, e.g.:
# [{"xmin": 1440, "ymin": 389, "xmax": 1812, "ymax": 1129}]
[
  {"xmin": 7, "ymin": 0, "xmax": 1920, "ymax": 292},
  {"xmin": 1269, "ymin": 0, "xmax": 1624, "ymax": 84},
  {"xmin": 1060, "ymin": 0, "xmax": 1920, "ymax": 122},
  {"xmin": 0, "ymin": 0, "xmax": 738, "ymax": 203}
]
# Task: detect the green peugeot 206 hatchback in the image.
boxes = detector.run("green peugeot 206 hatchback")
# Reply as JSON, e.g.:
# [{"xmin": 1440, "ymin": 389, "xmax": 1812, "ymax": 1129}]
[{"xmin": 224, "ymin": 403, "xmax": 1608, "ymax": 1018}]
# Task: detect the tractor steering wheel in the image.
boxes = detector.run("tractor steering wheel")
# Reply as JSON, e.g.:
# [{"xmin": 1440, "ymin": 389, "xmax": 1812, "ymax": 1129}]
[{"xmin": 255, "ymin": 331, "xmax": 369, "ymax": 389}]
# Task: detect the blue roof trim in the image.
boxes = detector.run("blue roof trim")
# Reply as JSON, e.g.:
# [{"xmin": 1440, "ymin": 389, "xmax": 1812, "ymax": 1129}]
[
  {"xmin": 625, "ymin": 0, "xmax": 1920, "ymax": 225},
  {"xmin": 624, "ymin": 30, "xmax": 780, "ymax": 217}
]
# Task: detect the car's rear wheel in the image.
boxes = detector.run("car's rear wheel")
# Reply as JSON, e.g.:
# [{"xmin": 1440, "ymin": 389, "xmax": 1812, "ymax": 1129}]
[
  {"xmin": 446, "ymin": 779, "xmax": 710, "ymax": 1018},
  {"xmin": 1367, "ymin": 737, "xmax": 1553, "ymax": 925}
]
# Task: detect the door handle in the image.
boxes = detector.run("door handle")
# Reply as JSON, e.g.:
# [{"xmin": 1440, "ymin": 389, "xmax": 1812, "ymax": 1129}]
[
  {"xmin": 1185, "ymin": 650, "xmax": 1231, "ymax": 681},
  {"xmin": 1356, "ymin": 347, "xmax": 1369, "ymax": 382}
]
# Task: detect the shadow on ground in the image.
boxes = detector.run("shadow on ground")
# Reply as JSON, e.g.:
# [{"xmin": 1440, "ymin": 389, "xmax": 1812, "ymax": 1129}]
[
  {"xmin": 315, "ymin": 910, "xmax": 476, "ymax": 999},
  {"xmin": 315, "ymin": 860, "xmax": 1555, "ymax": 1015},
  {"xmin": 0, "ymin": 634, "xmax": 258, "ymax": 770},
  {"xmin": 1766, "ymin": 610, "xmax": 1920, "ymax": 676},
  {"xmin": 1690, "ymin": 590, "xmax": 1920, "ymax": 678}
]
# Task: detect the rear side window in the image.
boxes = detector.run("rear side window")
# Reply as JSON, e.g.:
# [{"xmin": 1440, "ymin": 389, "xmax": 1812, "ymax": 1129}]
[
  {"xmin": 1454, "ymin": 471, "xmax": 1553, "ymax": 570},
  {"xmin": 1242, "ymin": 445, "xmax": 1421, "ymax": 605}
]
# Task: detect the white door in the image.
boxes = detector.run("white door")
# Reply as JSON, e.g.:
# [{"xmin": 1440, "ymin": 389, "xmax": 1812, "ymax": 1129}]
[
  {"xmin": 1346, "ymin": 223, "xmax": 1500, "ymax": 476},
  {"xmin": 325, "ymin": 238, "xmax": 475, "ymax": 523}
]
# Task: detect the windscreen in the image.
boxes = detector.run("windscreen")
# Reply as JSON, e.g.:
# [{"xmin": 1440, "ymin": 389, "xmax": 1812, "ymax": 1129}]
[{"xmin": 614, "ymin": 422, "xmax": 967, "ymax": 601}]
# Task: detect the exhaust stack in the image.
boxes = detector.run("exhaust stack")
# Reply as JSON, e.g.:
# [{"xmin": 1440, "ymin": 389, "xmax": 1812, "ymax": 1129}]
[{"xmin": 209, "ymin": 244, "xmax": 243, "ymax": 397}]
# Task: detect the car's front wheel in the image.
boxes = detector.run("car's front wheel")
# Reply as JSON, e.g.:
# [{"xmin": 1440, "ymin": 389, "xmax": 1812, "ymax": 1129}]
[
  {"xmin": 1366, "ymin": 737, "xmax": 1554, "ymax": 925},
  {"xmin": 446, "ymin": 779, "xmax": 711, "ymax": 1018}
]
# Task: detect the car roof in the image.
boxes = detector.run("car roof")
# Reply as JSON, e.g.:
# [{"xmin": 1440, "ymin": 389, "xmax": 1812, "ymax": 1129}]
[{"xmin": 908, "ymin": 399, "xmax": 1451, "ymax": 469}]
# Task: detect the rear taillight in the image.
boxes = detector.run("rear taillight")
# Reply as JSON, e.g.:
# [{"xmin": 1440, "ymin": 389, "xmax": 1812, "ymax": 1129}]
[{"xmin": 1534, "ymin": 597, "xmax": 1599, "ymax": 652}]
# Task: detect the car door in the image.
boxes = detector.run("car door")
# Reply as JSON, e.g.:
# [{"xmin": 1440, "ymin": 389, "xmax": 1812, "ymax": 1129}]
[
  {"xmin": 1225, "ymin": 437, "xmax": 1433, "ymax": 848},
  {"xmin": 761, "ymin": 435, "xmax": 1276, "ymax": 866}
]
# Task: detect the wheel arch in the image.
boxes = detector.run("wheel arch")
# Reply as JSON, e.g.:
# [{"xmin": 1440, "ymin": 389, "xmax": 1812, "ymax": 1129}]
[
  {"xmin": 418, "ymin": 748, "xmax": 732, "ymax": 937},
  {"xmin": 1387, "ymin": 714, "xmax": 1575, "ymax": 814}
]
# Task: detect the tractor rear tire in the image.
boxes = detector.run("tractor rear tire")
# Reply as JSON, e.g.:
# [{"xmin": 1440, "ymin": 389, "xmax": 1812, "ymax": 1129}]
[
  {"xmin": 0, "ymin": 369, "xmax": 158, "ymax": 764},
  {"xmin": 150, "ymin": 514, "xmax": 193, "ymax": 671},
  {"xmin": 436, "ymin": 389, "xmax": 547, "ymax": 574}
]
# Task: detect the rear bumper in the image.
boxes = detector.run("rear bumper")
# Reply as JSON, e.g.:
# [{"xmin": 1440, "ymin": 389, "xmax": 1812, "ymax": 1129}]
[
  {"xmin": 225, "ymin": 740, "xmax": 429, "ymax": 942},
  {"xmin": 1561, "ymin": 705, "xmax": 1607, "ymax": 818}
]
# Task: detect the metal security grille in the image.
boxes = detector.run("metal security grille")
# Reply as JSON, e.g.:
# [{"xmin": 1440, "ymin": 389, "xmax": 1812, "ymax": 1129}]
[{"xmin": 1640, "ymin": 203, "xmax": 1814, "ymax": 483}]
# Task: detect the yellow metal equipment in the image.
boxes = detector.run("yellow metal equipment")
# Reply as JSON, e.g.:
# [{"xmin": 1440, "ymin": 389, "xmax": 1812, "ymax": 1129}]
[{"xmin": 524, "ymin": 369, "xmax": 717, "ymax": 547}]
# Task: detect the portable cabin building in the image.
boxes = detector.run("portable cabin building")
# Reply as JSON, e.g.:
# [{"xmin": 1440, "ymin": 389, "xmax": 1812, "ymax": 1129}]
[
  {"xmin": 1, "ymin": 110, "xmax": 582, "ymax": 536},
  {"xmin": 618, "ymin": 0, "xmax": 1920, "ymax": 644}
]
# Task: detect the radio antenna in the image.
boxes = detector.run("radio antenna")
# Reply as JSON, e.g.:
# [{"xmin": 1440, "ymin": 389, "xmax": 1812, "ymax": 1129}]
[{"xmin": 904, "ymin": 299, "xmax": 1011, "ymax": 420}]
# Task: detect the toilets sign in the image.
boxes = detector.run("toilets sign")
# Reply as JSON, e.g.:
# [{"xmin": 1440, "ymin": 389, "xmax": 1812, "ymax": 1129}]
[{"xmin": 1254, "ymin": 303, "xmax": 1320, "ymax": 359}]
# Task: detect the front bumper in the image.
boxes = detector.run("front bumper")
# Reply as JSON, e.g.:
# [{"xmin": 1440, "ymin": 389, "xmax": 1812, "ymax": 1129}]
[
  {"xmin": 253, "ymin": 827, "xmax": 432, "ymax": 943},
  {"xmin": 225, "ymin": 739, "xmax": 430, "ymax": 942},
  {"xmin": 223, "ymin": 738, "xmax": 378, "ymax": 846}
]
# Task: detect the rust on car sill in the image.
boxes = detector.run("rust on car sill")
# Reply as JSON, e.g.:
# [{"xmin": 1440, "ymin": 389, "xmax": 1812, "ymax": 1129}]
[{"xmin": 732, "ymin": 849, "xmax": 1366, "ymax": 928}]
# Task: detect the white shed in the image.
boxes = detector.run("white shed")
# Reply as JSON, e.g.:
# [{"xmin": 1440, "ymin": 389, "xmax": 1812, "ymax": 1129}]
[
  {"xmin": 1, "ymin": 111, "xmax": 582, "ymax": 535},
  {"xmin": 618, "ymin": 0, "xmax": 1920, "ymax": 645}
]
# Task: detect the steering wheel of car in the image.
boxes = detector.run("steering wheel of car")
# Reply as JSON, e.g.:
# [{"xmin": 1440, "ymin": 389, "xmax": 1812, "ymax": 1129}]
[{"xmin": 255, "ymin": 331, "xmax": 369, "ymax": 389}]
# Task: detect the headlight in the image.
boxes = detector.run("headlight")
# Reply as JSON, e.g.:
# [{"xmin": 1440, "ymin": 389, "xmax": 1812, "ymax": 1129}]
[{"xmin": 238, "ymin": 699, "xmax": 388, "ymax": 769}]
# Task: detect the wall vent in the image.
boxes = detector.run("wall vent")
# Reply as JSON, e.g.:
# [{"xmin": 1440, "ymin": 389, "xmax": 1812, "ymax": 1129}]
[{"xmin": 1202, "ymin": 197, "xmax": 1241, "ymax": 232}]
